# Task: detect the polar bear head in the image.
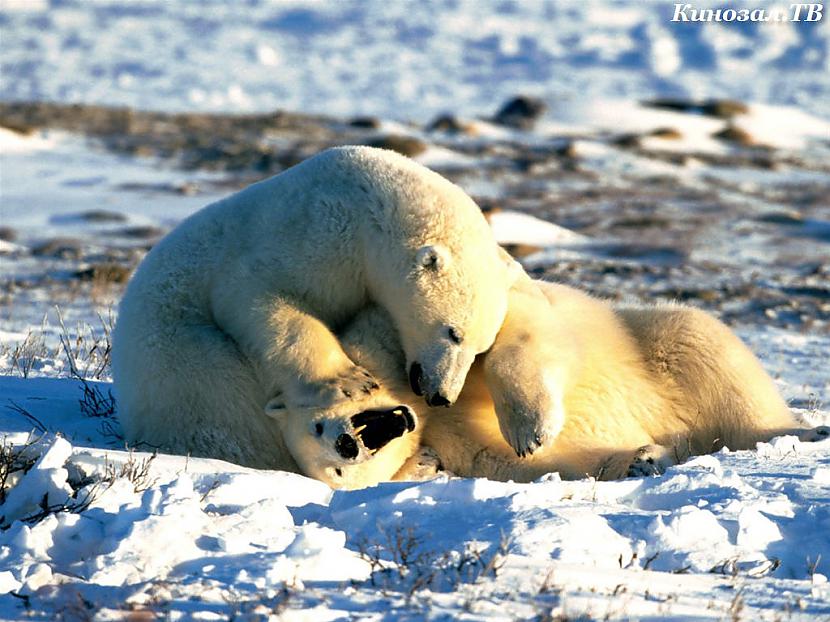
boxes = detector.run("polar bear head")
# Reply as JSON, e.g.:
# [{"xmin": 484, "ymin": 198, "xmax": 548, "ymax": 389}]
[
  {"xmin": 273, "ymin": 399, "xmax": 421, "ymax": 490},
  {"xmin": 345, "ymin": 154, "xmax": 517, "ymax": 405},
  {"xmin": 367, "ymin": 238, "xmax": 516, "ymax": 408}
]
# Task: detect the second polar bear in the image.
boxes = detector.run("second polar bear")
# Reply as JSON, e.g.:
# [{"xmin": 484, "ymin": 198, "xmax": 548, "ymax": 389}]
[
  {"xmin": 113, "ymin": 146, "xmax": 517, "ymax": 469},
  {"xmin": 291, "ymin": 275, "xmax": 806, "ymax": 488}
]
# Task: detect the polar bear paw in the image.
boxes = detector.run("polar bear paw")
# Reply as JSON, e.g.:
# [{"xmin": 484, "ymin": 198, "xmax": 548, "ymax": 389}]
[
  {"xmin": 496, "ymin": 401, "xmax": 561, "ymax": 458},
  {"xmin": 626, "ymin": 444, "xmax": 675, "ymax": 478},
  {"xmin": 396, "ymin": 446, "xmax": 452, "ymax": 481},
  {"xmin": 292, "ymin": 365, "xmax": 380, "ymax": 408}
]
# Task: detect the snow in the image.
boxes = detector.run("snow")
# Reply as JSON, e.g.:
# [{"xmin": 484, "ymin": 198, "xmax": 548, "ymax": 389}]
[
  {"xmin": 488, "ymin": 210, "xmax": 586, "ymax": 247},
  {"xmin": 2, "ymin": 113, "xmax": 830, "ymax": 622},
  {"xmin": 1, "ymin": 1, "xmax": 829, "ymax": 121},
  {"xmin": 2, "ymin": 1, "xmax": 830, "ymax": 619},
  {"xmin": 0, "ymin": 427, "xmax": 829, "ymax": 618}
]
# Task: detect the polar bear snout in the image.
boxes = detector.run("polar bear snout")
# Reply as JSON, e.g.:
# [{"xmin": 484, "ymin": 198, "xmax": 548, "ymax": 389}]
[
  {"xmin": 409, "ymin": 363, "xmax": 451, "ymax": 407},
  {"xmin": 409, "ymin": 362, "xmax": 452, "ymax": 407},
  {"xmin": 409, "ymin": 362, "xmax": 424, "ymax": 396},
  {"xmin": 335, "ymin": 433, "xmax": 360, "ymax": 460}
]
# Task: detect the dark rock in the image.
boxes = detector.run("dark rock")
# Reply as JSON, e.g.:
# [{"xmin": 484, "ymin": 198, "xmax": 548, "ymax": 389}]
[
  {"xmin": 492, "ymin": 96, "xmax": 547, "ymax": 129},
  {"xmin": 643, "ymin": 98, "xmax": 697, "ymax": 113},
  {"xmin": 613, "ymin": 133, "xmax": 642, "ymax": 148},
  {"xmin": 75, "ymin": 209, "xmax": 128, "ymax": 223},
  {"xmin": 649, "ymin": 127, "xmax": 683, "ymax": 140},
  {"xmin": 0, "ymin": 226, "xmax": 17, "ymax": 242},
  {"xmin": 554, "ymin": 140, "xmax": 578, "ymax": 159},
  {"xmin": 700, "ymin": 99, "xmax": 749, "ymax": 118},
  {"xmin": 115, "ymin": 225, "xmax": 166, "ymax": 239},
  {"xmin": 427, "ymin": 114, "xmax": 475, "ymax": 134},
  {"xmin": 756, "ymin": 211, "xmax": 803, "ymax": 225},
  {"xmin": 349, "ymin": 116, "xmax": 381, "ymax": 129},
  {"xmin": 713, "ymin": 125, "xmax": 755, "ymax": 146},
  {"xmin": 643, "ymin": 98, "xmax": 748, "ymax": 119},
  {"xmin": 365, "ymin": 135, "xmax": 427, "ymax": 157}
]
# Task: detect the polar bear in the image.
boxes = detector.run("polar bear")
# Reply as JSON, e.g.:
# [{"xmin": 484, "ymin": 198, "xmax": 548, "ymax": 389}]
[
  {"xmin": 295, "ymin": 274, "xmax": 814, "ymax": 488},
  {"xmin": 112, "ymin": 146, "xmax": 516, "ymax": 468}
]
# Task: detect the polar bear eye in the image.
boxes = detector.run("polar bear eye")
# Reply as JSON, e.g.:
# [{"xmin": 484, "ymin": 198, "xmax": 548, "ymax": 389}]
[
  {"xmin": 314, "ymin": 423, "xmax": 324, "ymax": 436},
  {"xmin": 447, "ymin": 326, "xmax": 463, "ymax": 345},
  {"xmin": 335, "ymin": 468, "xmax": 343, "ymax": 477}
]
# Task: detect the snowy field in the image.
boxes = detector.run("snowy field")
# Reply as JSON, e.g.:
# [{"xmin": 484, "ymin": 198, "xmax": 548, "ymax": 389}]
[
  {"xmin": 1, "ymin": 0, "xmax": 829, "ymax": 121},
  {"xmin": 2, "ymin": 1, "xmax": 830, "ymax": 620}
]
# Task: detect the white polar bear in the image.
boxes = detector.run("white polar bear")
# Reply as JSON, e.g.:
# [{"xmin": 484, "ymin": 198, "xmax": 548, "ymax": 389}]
[
  {"xmin": 295, "ymin": 274, "xmax": 814, "ymax": 488},
  {"xmin": 112, "ymin": 146, "xmax": 517, "ymax": 468}
]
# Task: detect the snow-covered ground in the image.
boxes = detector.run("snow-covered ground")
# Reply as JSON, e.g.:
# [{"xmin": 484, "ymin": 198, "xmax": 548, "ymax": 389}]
[
  {"xmin": 1, "ymin": 112, "xmax": 829, "ymax": 622},
  {"xmin": 2, "ymin": 1, "xmax": 830, "ymax": 620}
]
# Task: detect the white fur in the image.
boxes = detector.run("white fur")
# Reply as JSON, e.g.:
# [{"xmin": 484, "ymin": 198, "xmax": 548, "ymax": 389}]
[
  {"xmin": 314, "ymin": 275, "xmax": 800, "ymax": 487},
  {"xmin": 112, "ymin": 146, "xmax": 513, "ymax": 469}
]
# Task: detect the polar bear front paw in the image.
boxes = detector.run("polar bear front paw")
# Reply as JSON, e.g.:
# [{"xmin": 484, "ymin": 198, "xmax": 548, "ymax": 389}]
[
  {"xmin": 626, "ymin": 445, "xmax": 675, "ymax": 478},
  {"xmin": 496, "ymin": 402, "xmax": 561, "ymax": 458},
  {"xmin": 293, "ymin": 365, "xmax": 381, "ymax": 408}
]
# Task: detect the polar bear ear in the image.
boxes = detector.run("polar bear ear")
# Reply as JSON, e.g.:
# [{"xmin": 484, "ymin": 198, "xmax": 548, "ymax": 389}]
[
  {"xmin": 264, "ymin": 397, "xmax": 286, "ymax": 419},
  {"xmin": 415, "ymin": 245, "xmax": 449, "ymax": 272}
]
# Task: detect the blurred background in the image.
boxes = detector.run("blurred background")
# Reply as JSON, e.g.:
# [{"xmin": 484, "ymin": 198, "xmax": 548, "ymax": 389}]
[{"xmin": 1, "ymin": 0, "xmax": 827, "ymax": 119}]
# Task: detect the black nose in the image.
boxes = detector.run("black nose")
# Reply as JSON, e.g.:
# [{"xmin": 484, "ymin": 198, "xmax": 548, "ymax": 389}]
[
  {"xmin": 426, "ymin": 393, "xmax": 450, "ymax": 407},
  {"xmin": 409, "ymin": 362, "xmax": 424, "ymax": 396},
  {"xmin": 335, "ymin": 433, "xmax": 359, "ymax": 460}
]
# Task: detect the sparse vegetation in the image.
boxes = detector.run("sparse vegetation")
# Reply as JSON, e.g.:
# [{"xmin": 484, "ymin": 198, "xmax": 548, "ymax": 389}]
[
  {"xmin": 357, "ymin": 524, "xmax": 511, "ymax": 601},
  {"xmin": 0, "ymin": 435, "xmax": 40, "ymax": 505},
  {"xmin": 100, "ymin": 449, "xmax": 158, "ymax": 493}
]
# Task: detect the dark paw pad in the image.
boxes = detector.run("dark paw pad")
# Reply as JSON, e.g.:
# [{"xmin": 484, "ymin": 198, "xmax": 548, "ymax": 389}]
[{"xmin": 351, "ymin": 406, "xmax": 416, "ymax": 453}]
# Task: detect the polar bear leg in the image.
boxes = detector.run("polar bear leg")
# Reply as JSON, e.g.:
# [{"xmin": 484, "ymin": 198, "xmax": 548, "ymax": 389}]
[
  {"xmin": 615, "ymin": 305, "xmax": 795, "ymax": 452},
  {"xmin": 116, "ymin": 321, "xmax": 295, "ymax": 470},
  {"xmin": 483, "ymin": 276, "xmax": 573, "ymax": 457},
  {"xmin": 233, "ymin": 297, "xmax": 380, "ymax": 412}
]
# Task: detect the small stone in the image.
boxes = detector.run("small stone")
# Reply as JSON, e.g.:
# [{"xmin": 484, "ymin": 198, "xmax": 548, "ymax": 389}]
[
  {"xmin": 713, "ymin": 125, "xmax": 755, "ymax": 146},
  {"xmin": 0, "ymin": 226, "xmax": 17, "ymax": 242},
  {"xmin": 76, "ymin": 209, "xmax": 128, "ymax": 223},
  {"xmin": 756, "ymin": 211, "xmax": 803, "ymax": 225},
  {"xmin": 115, "ymin": 225, "xmax": 166, "ymax": 239},
  {"xmin": 642, "ymin": 98, "xmax": 698, "ymax": 113},
  {"xmin": 492, "ymin": 96, "xmax": 547, "ymax": 129},
  {"xmin": 365, "ymin": 135, "xmax": 427, "ymax": 157},
  {"xmin": 555, "ymin": 140, "xmax": 578, "ymax": 158},
  {"xmin": 349, "ymin": 116, "xmax": 380, "ymax": 129},
  {"xmin": 426, "ymin": 114, "xmax": 475, "ymax": 135},
  {"xmin": 613, "ymin": 133, "xmax": 642, "ymax": 148},
  {"xmin": 649, "ymin": 127, "xmax": 683, "ymax": 140},
  {"xmin": 700, "ymin": 99, "xmax": 749, "ymax": 118}
]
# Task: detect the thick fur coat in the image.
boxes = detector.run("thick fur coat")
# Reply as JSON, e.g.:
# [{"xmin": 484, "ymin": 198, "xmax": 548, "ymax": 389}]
[
  {"xmin": 113, "ymin": 146, "xmax": 515, "ymax": 468},
  {"xmin": 303, "ymin": 275, "xmax": 802, "ymax": 489}
]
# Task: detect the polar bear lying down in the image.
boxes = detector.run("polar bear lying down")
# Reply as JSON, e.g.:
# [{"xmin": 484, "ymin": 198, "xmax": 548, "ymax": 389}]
[
  {"xmin": 113, "ymin": 146, "xmax": 520, "ymax": 469},
  {"xmin": 286, "ymin": 272, "xmax": 822, "ymax": 489},
  {"xmin": 114, "ymin": 145, "xmax": 821, "ymax": 490}
]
